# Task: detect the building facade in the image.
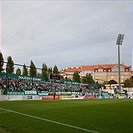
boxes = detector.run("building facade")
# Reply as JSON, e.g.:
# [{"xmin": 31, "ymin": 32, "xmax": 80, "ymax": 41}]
[
  {"xmin": 60, "ymin": 64, "xmax": 132, "ymax": 84},
  {"xmin": 94, "ymin": 64, "xmax": 132, "ymax": 84}
]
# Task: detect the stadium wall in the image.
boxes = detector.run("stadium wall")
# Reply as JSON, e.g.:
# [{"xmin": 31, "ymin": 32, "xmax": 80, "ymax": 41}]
[
  {"xmin": 0, "ymin": 95, "xmax": 94, "ymax": 101},
  {"xmin": 0, "ymin": 95, "xmax": 41, "ymax": 101}
]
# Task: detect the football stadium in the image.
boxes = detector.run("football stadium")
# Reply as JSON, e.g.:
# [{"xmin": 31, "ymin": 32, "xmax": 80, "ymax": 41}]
[
  {"xmin": 0, "ymin": 71, "xmax": 132, "ymax": 133},
  {"xmin": 0, "ymin": 2, "xmax": 132, "ymax": 133}
]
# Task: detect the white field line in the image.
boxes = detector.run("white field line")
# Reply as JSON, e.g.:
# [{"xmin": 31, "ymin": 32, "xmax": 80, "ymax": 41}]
[{"xmin": 0, "ymin": 107, "xmax": 100, "ymax": 133}]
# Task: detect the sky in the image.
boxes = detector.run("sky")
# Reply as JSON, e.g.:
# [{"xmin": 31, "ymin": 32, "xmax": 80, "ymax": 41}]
[{"xmin": 0, "ymin": 0, "xmax": 133, "ymax": 71}]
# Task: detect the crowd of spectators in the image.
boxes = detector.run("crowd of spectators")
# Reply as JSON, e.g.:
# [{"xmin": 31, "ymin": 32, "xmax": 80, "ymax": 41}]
[{"xmin": 0, "ymin": 77, "xmax": 99, "ymax": 96}]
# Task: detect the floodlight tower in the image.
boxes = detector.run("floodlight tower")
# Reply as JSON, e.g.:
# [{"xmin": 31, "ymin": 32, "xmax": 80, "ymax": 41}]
[
  {"xmin": 6, "ymin": 64, "xmax": 8, "ymax": 95},
  {"xmin": 116, "ymin": 34, "xmax": 124, "ymax": 92}
]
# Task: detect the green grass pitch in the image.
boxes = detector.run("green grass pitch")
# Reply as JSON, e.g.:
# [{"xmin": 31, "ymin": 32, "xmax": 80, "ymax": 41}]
[{"xmin": 0, "ymin": 99, "xmax": 132, "ymax": 133}]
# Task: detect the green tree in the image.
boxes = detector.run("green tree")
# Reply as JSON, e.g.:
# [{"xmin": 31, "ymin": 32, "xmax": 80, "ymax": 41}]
[
  {"xmin": 82, "ymin": 76, "xmax": 86, "ymax": 83},
  {"xmin": 7, "ymin": 56, "xmax": 14, "ymax": 74},
  {"xmin": 124, "ymin": 79, "xmax": 132, "ymax": 87},
  {"xmin": 48, "ymin": 67, "xmax": 52, "ymax": 73},
  {"xmin": 41, "ymin": 63, "xmax": 48, "ymax": 78},
  {"xmin": 82, "ymin": 73, "xmax": 95, "ymax": 83},
  {"xmin": 108, "ymin": 80, "xmax": 117, "ymax": 84},
  {"xmin": 29, "ymin": 60, "xmax": 37, "ymax": 76},
  {"xmin": 22, "ymin": 64, "xmax": 28, "ymax": 76},
  {"xmin": 73, "ymin": 71, "xmax": 80, "ymax": 82},
  {"xmin": 123, "ymin": 76, "xmax": 133, "ymax": 87},
  {"xmin": 130, "ymin": 76, "xmax": 133, "ymax": 82},
  {"xmin": 16, "ymin": 67, "xmax": 21, "ymax": 75},
  {"xmin": 53, "ymin": 65, "xmax": 59, "ymax": 74},
  {"xmin": 0, "ymin": 51, "xmax": 4, "ymax": 72},
  {"xmin": 47, "ymin": 67, "xmax": 52, "ymax": 79}
]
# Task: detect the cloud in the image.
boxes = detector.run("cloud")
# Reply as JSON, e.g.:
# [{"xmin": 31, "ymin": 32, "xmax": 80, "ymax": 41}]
[{"xmin": 1, "ymin": 1, "xmax": 132, "ymax": 70}]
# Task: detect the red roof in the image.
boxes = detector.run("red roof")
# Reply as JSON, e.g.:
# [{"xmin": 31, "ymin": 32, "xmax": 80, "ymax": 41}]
[
  {"xmin": 81, "ymin": 66, "xmax": 94, "ymax": 71},
  {"xmin": 61, "ymin": 63, "xmax": 131, "ymax": 72},
  {"xmin": 93, "ymin": 64, "xmax": 116, "ymax": 69},
  {"xmin": 64, "ymin": 67, "xmax": 82, "ymax": 72}
]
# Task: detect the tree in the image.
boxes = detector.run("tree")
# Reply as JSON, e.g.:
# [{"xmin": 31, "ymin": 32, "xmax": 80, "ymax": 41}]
[
  {"xmin": 0, "ymin": 51, "xmax": 4, "ymax": 72},
  {"xmin": 124, "ymin": 79, "xmax": 132, "ymax": 87},
  {"xmin": 16, "ymin": 67, "xmax": 21, "ymax": 75},
  {"xmin": 41, "ymin": 63, "xmax": 48, "ymax": 78},
  {"xmin": 123, "ymin": 76, "xmax": 133, "ymax": 87},
  {"xmin": 108, "ymin": 80, "xmax": 117, "ymax": 84},
  {"xmin": 7, "ymin": 56, "xmax": 14, "ymax": 74},
  {"xmin": 29, "ymin": 60, "xmax": 37, "ymax": 76},
  {"xmin": 48, "ymin": 67, "xmax": 52, "ymax": 73},
  {"xmin": 53, "ymin": 65, "xmax": 59, "ymax": 74},
  {"xmin": 82, "ymin": 73, "xmax": 95, "ymax": 83},
  {"xmin": 73, "ymin": 71, "xmax": 80, "ymax": 82},
  {"xmin": 130, "ymin": 76, "xmax": 133, "ymax": 82},
  {"xmin": 22, "ymin": 64, "xmax": 28, "ymax": 76}
]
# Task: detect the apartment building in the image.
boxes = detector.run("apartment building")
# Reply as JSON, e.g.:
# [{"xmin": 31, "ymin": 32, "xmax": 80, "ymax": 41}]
[
  {"xmin": 60, "ymin": 63, "xmax": 132, "ymax": 84},
  {"xmin": 94, "ymin": 64, "xmax": 132, "ymax": 84}
]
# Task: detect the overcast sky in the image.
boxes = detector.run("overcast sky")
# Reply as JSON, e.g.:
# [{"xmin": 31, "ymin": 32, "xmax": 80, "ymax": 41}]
[{"xmin": 0, "ymin": 0, "xmax": 132, "ymax": 71}]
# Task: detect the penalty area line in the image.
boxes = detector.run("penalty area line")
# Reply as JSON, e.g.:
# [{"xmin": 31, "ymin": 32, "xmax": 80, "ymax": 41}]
[{"xmin": 0, "ymin": 107, "xmax": 100, "ymax": 133}]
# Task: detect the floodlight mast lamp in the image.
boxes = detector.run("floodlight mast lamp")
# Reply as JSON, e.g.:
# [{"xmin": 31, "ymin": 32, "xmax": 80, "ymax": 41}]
[{"xmin": 116, "ymin": 34, "xmax": 124, "ymax": 92}]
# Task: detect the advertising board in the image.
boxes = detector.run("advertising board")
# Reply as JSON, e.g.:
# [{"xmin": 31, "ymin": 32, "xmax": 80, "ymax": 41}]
[
  {"xmin": 27, "ymin": 96, "xmax": 33, "ymax": 100},
  {"xmin": 42, "ymin": 95, "xmax": 60, "ymax": 100},
  {"xmin": 7, "ymin": 92, "xmax": 25, "ymax": 95},
  {"xmin": 84, "ymin": 95, "xmax": 94, "ymax": 99},
  {"xmin": 38, "ymin": 91, "xmax": 48, "ymax": 96},
  {"xmin": 25, "ymin": 91, "xmax": 37, "ymax": 95},
  {"xmin": 8, "ymin": 95, "xmax": 22, "ymax": 101}
]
